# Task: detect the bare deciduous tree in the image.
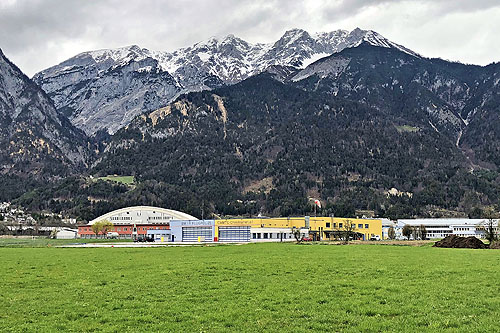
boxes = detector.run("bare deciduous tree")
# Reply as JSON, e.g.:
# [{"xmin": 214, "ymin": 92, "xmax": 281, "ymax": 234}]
[
  {"xmin": 291, "ymin": 227, "xmax": 302, "ymax": 242},
  {"xmin": 402, "ymin": 225, "xmax": 413, "ymax": 240},
  {"xmin": 420, "ymin": 225, "xmax": 427, "ymax": 240},
  {"xmin": 481, "ymin": 207, "xmax": 499, "ymax": 244},
  {"xmin": 340, "ymin": 219, "xmax": 356, "ymax": 244}
]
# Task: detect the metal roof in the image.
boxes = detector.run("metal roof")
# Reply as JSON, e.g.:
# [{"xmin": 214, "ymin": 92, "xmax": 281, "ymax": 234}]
[
  {"xmin": 88, "ymin": 206, "xmax": 198, "ymax": 225},
  {"xmin": 398, "ymin": 218, "xmax": 497, "ymax": 226}
]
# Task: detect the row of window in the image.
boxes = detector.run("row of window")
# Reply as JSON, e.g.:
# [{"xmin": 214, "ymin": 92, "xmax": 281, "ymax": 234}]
[
  {"xmin": 253, "ymin": 222, "xmax": 373, "ymax": 229},
  {"xmin": 323, "ymin": 222, "xmax": 370, "ymax": 229},
  {"xmin": 252, "ymin": 233, "xmax": 293, "ymax": 239},
  {"xmin": 80, "ymin": 226, "xmax": 169, "ymax": 233},
  {"xmin": 110, "ymin": 216, "xmax": 132, "ymax": 221}
]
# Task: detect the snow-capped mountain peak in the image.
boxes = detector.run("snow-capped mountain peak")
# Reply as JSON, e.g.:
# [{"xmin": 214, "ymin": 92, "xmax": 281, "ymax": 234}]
[
  {"xmin": 348, "ymin": 28, "xmax": 419, "ymax": 57},
  {"xmin": 34, "ymin": 27, "xmax": 418, "ymax": 135}
]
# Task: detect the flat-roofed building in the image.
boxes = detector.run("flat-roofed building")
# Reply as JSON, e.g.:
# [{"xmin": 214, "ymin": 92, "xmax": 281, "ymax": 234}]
[{"xmin": 396, "ymin": 218, "xmax": 499, "ymax": 239}]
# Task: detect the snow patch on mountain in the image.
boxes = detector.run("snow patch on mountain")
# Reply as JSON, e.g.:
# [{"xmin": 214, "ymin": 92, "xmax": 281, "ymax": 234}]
[{"xmin": 300, "ymin": 52, "xmax": 331, "ymax": 68}]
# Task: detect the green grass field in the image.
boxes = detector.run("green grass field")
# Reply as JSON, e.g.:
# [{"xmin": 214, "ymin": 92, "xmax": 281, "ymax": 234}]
[
  {"xmin": 0, "ymin": 243, "xmax": 499, "ymax": 332},
  {"xmin": 96, "ymin": 175, "xmax": 135, "ymax": 185}
]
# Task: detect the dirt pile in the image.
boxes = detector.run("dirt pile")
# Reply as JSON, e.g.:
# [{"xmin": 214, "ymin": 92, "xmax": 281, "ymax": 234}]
[{"xmin": 433, "ymin": 235, "xmax": 487, "ymax": 249}]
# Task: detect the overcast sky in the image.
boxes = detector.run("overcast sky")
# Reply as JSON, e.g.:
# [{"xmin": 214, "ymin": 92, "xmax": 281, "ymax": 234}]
[{"xmin": 1, "ymin": 0, "xmax": 499, "ymax": 77}]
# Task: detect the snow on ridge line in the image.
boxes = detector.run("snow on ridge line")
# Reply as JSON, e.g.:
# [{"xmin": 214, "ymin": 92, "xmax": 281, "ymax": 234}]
[
  {"xmin": 37, "ymin": 28, "xmax": 417, "ymax": 78},
  {"xmin": 359, "ymin": 30, "xmax": 419, "ymax": 57}
]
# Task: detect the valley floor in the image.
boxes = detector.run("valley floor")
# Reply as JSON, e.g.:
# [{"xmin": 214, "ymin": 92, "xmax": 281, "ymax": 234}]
[{"xmin": 0, "ymin": 243, "xmax": 498, "ymax": 332}]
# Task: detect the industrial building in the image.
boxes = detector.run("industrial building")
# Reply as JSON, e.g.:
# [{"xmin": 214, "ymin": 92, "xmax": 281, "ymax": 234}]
[
  {"xmin": 77, "ymin": 206, "xmax": 383, "ymax": 242},
  {"xmin": 78, "ymin": 206, "xmax": 198, "ymax": 239},
  {"xmin": 384, "ymin": 218, "xmax": 499, "ymax": 239}
]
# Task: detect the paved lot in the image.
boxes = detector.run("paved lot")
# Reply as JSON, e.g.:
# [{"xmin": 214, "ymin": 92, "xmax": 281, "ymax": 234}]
[{"xmin": 58, "ymin": 242, "xmax": 240, "ymax": 247}]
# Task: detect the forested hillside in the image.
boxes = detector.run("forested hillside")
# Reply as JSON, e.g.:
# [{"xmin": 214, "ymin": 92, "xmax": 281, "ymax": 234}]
[
  {"xmin": 4, "ymin": 41, "xmax": 500, "ymax": 222},
  {"xmin": 19, "ymin": 71, "xmax": 500, "ymax": 220}
]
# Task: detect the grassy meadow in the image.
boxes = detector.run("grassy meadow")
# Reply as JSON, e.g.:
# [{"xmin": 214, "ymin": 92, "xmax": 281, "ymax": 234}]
[
  {"xmin": 96, "ymin": 175, "xmax": 135, "ymax": 185},
  {"xmin": 0, "ymin": 243, "xmax": 499, "ymax": 332}
]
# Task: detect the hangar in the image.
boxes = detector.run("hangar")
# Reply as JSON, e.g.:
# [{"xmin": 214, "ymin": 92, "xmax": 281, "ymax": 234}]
[{"xmin": 78, "ymin": 206, "xmax": 197, "ymax": 239}]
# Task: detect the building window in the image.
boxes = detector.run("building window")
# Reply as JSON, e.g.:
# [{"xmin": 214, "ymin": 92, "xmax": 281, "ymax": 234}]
[
  {"xmin": 365, "ymin": 224, "xmax": 369, "ymax": 229},
  {"xmin": 326, "ymin": 223, "xmax": 331, "ymax": 228},
  {"xmin": 339, "ymin": 223, "xmax": 343, "ymax": 228},
  {"xmin": 358, "ymin": 224, "xmax": 363, "ymax": 229},
  {"xmin": 263, "ymin": 233, "xmax": 268, "ymax": 239},
  {"xmin": 257, "ymin": 233, "xmax": 261, "ymax": 239},
  {"xmin": 333, "ymin": 223, "xmax": 337, "ymax": 228},
  {"xmin": 252, "ymin": 233, "xmax": 256, "ymax": 239}
]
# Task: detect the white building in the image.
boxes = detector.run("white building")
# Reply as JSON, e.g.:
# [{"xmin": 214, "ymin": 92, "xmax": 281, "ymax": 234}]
[
  {"xmin": 396, "ymin": 218, "xmax": 499, "ymax": 239},
  {"xmin": 250, "ymin": 227, "xmax": 309, "ymax": 242},
  {"xmin": 381, "ymin": 219, "xmax": 395, "ymax": 239},
  {"xmin": 80, "ymin": 206, "xmax": 198, "ymax": 239},
  {"xmin": 56, "ymin": 228, "xmax": 78, "ymax": 239}
]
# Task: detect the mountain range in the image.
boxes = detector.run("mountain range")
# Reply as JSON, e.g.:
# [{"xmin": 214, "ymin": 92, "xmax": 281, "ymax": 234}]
[
  {"xmin": 1, "ymin": 27, "xmax": 500, "ymax": 220},
  {"xmin": 33, "ymin": 28, "xmax": 416, "ymax": 135}
]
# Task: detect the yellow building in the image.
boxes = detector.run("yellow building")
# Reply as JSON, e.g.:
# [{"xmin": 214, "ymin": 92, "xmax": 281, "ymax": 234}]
[{"xmin": 215, "ymin": 216, "xmax": 382, "ymax": 241}]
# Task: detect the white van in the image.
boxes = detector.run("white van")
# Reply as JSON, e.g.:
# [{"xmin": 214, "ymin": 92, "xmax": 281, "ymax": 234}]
[{"xmin": 106, "ymin": 232, "xmax": 119, "ymax": 239}]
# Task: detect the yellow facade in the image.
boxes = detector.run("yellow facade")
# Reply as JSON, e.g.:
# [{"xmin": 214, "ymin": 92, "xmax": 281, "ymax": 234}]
[{"xmin": 215, "ymin": 216, "xmax": 382, "ymax": 240}]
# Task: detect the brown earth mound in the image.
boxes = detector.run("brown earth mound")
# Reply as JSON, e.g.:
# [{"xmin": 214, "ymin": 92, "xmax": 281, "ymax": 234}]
[{"xmin": 433, "ymin": 235, "xmax": 487, "ymax": 249}]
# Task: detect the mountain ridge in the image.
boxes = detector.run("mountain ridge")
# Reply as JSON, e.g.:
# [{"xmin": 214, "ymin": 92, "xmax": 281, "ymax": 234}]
[
  {"xmin": 33, "ymin": 27, "xmax": 417, "ymax": 135},
  {"xmin": 0, "ymin": 47, "xmax": 90, "ymax": 199}
]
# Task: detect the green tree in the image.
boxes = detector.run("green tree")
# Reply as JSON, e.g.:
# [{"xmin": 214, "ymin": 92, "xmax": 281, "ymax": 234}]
[
  {"xmin": 91, "ymin": 220, "xmax": 113, "ymax": 238},
  {"xmin": 468, "ymin": 207, "xmax": 482, "ymax": 219}
]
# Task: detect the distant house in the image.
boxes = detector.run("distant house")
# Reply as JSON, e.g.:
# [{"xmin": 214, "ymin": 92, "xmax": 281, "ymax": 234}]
[{"xmin": 56, "ymin": 229, "xmax": 78, "ymax": 239}]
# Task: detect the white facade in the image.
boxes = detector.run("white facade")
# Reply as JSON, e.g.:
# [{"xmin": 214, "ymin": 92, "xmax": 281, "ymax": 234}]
[
  {"xmin": 396, "ymin": 218, "xmax": 499, "ymax": 239},
  {"xmin": 381, "ymin": 219, "xmax": 395, "ymax": 239},
  {"xmin": 89, "ymin": 206, "xmax": 198, "ymax": 225},
  {"xmin": 56, "ymin": 229, "xmax": 78, "ymax": 239},
  {"xmin": 250, "ymin": 227, "xmax": 308, "ymax": 242}
]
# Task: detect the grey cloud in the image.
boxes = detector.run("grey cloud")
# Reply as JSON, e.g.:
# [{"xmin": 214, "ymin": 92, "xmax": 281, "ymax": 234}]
[{"xmin": 0, "ymin": 0, "xmax": 499, "ymax": 76}]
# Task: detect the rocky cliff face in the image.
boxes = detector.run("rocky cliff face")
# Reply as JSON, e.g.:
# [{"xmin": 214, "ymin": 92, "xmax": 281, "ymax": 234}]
[{"xmin": 0, "ymin": 48, "xmax": 88, "ymax": 177}]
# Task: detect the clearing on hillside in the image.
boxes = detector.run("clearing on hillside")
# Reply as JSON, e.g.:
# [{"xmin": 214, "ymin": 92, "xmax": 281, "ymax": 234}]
[{"xmin": 96, "ymin": 175, "xmax": 135, "ymax": 185}]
